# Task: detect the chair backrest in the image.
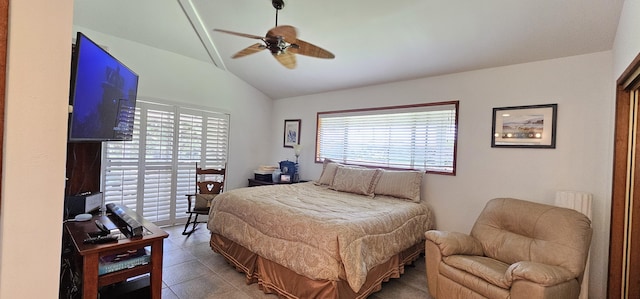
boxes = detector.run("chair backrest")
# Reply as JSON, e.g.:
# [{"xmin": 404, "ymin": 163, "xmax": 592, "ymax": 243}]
[
  {"xmin": 195, "ymin": 167, "xmax": 226, "ymax": 195},
  {"xmin": 470, "ymin": 197, "xmax": 592, "ymax": 277}
]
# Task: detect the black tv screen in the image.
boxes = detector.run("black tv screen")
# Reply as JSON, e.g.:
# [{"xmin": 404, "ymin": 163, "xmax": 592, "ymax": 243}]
[{"xmin": 68, "ymin": 32, "xmax": 139, "ymax": 142}]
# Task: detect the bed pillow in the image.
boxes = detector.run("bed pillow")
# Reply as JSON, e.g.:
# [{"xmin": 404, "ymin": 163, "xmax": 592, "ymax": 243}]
[
  {"xmin": 330, "ymin": 166, "xmax": 382, "ymax": 196},
  {"xmin": 374, "ymin": 170, "xmax": 423, "ymax": 202},
  {"xmin": 316, "ymin": 159, "xmax": 342, "ymax": 186}
]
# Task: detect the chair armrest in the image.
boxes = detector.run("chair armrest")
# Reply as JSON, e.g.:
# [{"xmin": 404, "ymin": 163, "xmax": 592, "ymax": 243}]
[
  {"xmin": 506, "ymin": 261, "xmax": 576, "ymax": 286},
  {"xmin": 425, "ymin": 230, "xmax": 483, "ymax": 256}
]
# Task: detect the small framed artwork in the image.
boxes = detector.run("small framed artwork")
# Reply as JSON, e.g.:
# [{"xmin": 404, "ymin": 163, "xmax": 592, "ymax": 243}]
[
  {"xmin": 280, "ymin": 174, "xmax": 291, "ymax": 183},
  {"xmin": 283, "ymin": 119, "xmax": 301, "ymax": 148},
  {"xmin": 491, "ymin": 104, "xmax": 557, "ymax": 148}
]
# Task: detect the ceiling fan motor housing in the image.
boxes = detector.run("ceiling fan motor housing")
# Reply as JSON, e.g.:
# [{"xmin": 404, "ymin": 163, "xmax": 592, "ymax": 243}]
[
  {"xmin": 272, "ymin": 0, "xmax": 284, "ymax": 10},
  {"xmin": 266, "ymin": 36, "xmax": 290, "ymax": 55}
]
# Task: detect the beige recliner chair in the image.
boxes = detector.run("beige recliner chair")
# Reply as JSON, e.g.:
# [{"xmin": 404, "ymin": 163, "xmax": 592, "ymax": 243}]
[{"xmin": 425, "ymin": 198, "xmax": 592, "ymax": 299}]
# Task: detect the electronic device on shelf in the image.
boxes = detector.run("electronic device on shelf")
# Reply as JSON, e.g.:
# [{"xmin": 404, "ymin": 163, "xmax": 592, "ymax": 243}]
[
  {"xmin": 64, "ymin": 192, "xmax": 103, "ymax": 218},
  {"xmin": 105, "ymin": 203, "xmax": 145, "ymax": 237},
  {"xmin": 74, "ymin": 213, "xmax": 93, "ymax": 222},
  {"xmin": 95, "ymin": 219, "xmax": 110, "ymax": 234}
]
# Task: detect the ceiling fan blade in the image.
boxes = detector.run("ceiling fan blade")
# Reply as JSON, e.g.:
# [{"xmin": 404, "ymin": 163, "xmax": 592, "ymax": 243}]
[
  {"xmin": 290, "ymin": 39, "xmax": 335, "ymax": 59},
  {"xmin": 273, "ymin": 52, "xmax": 296, "ymax": 69},
  {"xmin": 232, "ymin": 43, "xmax": 266, "ymax": 58},
  {"xmin": 266, "ymin": 25, "xmax": 297, "ymax": 42},
  {"xmin": 217, "ymin": 25, "xmax": 331, "ymax": 68},
  {"xmin": 214, "ymin": 29, "xmax": 265, "ymax": 40}
]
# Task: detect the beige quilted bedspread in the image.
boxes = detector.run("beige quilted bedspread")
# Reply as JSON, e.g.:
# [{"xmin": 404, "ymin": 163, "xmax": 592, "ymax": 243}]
[{"xmin": 207, "ymin": 182, "xmax": 433, "ymax": 292}]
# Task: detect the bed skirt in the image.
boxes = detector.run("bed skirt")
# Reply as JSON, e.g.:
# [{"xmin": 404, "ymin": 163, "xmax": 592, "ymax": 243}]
[{"xmin": 209, "ymin": 233, "xmax": 424, "ymax": 299}]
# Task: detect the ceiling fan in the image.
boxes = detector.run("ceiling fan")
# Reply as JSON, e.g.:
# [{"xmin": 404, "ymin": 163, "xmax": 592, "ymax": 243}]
[{"xmin": 213, "ymin": 0, "xmax": 335, "ymax": 69}]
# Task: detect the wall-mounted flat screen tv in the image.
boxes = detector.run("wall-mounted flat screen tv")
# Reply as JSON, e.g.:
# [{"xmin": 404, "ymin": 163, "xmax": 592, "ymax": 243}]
[{"xmin": 68, "ymin": 32, "xmax": 139, "ymax": 142}]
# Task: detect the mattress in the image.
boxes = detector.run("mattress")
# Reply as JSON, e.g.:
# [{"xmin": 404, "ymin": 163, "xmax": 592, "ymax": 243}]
[{"xmin": 207, "ymin": 182, "xmax": 433, "ymax": 293}]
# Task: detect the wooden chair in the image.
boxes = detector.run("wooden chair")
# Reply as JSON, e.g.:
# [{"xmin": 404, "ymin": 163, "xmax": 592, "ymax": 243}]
[{"xmin": 182, "ymin": 166, "xmax": 226, "ymax": 235}]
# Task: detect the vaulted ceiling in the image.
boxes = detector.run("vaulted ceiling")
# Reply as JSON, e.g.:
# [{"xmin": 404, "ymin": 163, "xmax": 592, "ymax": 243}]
[{"xmin": 73, "ymin": 0, "xmax": 624, "ymax": 99}]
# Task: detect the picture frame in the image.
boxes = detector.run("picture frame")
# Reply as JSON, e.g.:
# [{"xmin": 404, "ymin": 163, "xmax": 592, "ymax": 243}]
[
  {"xmin": 491, "ymin": 104, "xmax": 557, "ymax": 148},
  {"xmin": 283, "ymin": 119, "xmax": 301, "ymax": 148},
  {"xmin": 280, "ymin": 174, "xmax": 291, "ymax": 183}
]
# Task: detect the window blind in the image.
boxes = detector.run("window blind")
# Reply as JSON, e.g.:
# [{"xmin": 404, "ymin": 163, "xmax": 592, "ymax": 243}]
[
  {"xmin": 316, "ymin": 101, "xmax": 458, "ymax": 174},
  {"xmin": 102, "ymin": 100, "xmax": 230, "ymax": 225}
]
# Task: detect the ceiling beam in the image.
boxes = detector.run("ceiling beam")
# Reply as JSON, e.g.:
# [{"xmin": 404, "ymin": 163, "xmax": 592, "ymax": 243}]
[{"xmin": 178, "ymin": 0, "xmax": 227, "ymax": 70}]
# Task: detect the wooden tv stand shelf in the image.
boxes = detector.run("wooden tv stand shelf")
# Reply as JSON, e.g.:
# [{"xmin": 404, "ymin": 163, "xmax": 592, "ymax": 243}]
[{"xmin": 63, "ymin": 212, "xmax": 168, "ymax": 299}]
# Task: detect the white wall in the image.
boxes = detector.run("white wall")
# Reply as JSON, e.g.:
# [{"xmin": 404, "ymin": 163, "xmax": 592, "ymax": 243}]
[
  {"xmin": 613, "ymin": 0, "xmax": 640, "ymax": 76},
  {"xmin": 0, "ymin": 0, "xmax": 73, "ymax": 298},
  {"xmin": 272, "ymin": 51, "xmax": 614, "ymax": 298},
  {"xmin": 72, "ymin": 27, "xmax": 274, "ymax": 190}
]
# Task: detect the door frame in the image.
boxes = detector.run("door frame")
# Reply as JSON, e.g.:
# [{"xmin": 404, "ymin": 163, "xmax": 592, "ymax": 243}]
[
  {"xmin": 0, "ymin": 0, "xmax": 9, "ymax": 214},
  {"xmin": 609, "ymin": 52, "xmax": 640, "ymax": 298}
]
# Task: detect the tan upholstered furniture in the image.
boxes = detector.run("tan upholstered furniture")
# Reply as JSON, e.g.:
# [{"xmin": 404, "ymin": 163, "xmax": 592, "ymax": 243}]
[{"xmin": 425, "ymin": 197, "xmax": 592, "ymax": 299}]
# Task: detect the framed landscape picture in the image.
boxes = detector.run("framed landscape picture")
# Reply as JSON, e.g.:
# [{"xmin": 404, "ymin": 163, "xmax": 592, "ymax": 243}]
[
  {"xmin": 491, "ymin": 104, "xmax": 557, "ymax": 148},
  {"xmin": 283, "ymin": 119, "xmax": 301, "ymax": 148}
]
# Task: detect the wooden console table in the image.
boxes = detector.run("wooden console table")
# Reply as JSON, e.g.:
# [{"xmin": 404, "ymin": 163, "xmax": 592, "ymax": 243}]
[{"xmin": 63, "ymin": 212, "xmax": 168, "ymax": 299}]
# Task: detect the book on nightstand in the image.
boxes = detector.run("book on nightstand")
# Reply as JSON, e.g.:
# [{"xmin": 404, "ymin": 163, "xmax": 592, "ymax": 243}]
[{"xmin": 98, "ymin": 248, "xmax": 150, "ymax": 275}]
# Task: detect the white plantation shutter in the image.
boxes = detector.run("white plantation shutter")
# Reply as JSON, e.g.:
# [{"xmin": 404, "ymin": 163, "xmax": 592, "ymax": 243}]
[
  {"xmin": 142, "ymin": 167, "xmax": 173, "ymax": 222},
  {"xmin": 103, "ymin": 108, "xmax": 141, "ymax": 210},
  {"xmin": 316, "ymin": 101, "xmax": 458, "ymax": 174},
  {"xmin": 176, "ymin": 111, "xmax": 203, "ymax": 217},
  {"xmin": 204, "ymin": 115, "xmax": 230, "ymax": 168},
  {"xmin": 141, "ymin": 104, "xmax": 175, "ymax": 222},
  {"xmin": 102, "ymin": 100, "xmax": 230, "ymax": 225},
  {"xmin": 175, "ymin": 108, "xmax": 229, "ymax": 216}
]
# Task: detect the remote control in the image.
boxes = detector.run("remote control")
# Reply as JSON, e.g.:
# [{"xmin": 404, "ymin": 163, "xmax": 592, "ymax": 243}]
[{"xmin": 83, "ymin": 235, "xmax": 118, "ymax": 244}]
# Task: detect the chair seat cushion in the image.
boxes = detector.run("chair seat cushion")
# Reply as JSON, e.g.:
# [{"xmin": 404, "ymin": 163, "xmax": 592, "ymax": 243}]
[
  {"xmin": 443, "ymin": 255, "xmax": 511, "ymax": 289},
  {"xmin": 195, "ymin": 194, "xmax": 218, "ymax": 210},
  {"xmin": 438, "ymin": 262, "xmax": 511, "ymax": 299}
]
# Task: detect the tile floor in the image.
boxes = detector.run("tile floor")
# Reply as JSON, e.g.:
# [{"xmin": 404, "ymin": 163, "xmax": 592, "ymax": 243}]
[{"xmin": 159, "ymin": 224, "xmax": 433, "ymax": 299}]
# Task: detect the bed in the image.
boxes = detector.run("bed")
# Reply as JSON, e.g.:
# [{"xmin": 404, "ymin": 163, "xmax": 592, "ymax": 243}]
[{"xmin": 207, "ymin": 163, "xmax": 434, "ymax": 298}]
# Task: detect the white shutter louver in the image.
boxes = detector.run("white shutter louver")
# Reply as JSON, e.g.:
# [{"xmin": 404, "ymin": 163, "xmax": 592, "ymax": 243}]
[
  {"xmin": 142, "ymin": 166, "xmax": 173, "ymax": 222},
  {"xmin": 204, "ymin": 115, "xmax": 229, "ymax": 169},
  {"xmin": 103, "ymin": 108, "xmax": 141, "ymax": 211}
]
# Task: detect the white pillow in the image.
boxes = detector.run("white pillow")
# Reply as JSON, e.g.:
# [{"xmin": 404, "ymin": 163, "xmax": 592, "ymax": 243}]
[
  {"xmin": 316, "ymin": 159, "xmax": 342, "ymax": 186},
  {"xmin": 374, "ymin": 170, "xmax": 423, "ymax": 202},
  {"xmin": 330, "ymin": 166, "xmax": 382, "ymax": 197}
]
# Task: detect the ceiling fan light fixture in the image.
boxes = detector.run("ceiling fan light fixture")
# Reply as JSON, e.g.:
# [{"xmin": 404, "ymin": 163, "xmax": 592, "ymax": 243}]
[{"xmin": 266, "ymin": 37, "xmax": 290, "ymax": 55}]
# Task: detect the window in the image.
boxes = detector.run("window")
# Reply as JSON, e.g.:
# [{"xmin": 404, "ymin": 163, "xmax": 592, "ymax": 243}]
[
  {"xmin": 102, "ymin": 100, "xmax": 229, "ymax": 225},
  {"xmin": 316, "ymin": 101, "xmax": 458, "ymax": 174}
]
